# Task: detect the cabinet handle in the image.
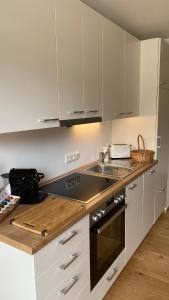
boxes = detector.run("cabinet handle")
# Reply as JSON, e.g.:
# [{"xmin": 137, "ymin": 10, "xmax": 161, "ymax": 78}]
[
  {"xmin": 147, "ymin": 170, "xmax": 156, "ymax": 175},
  {"xmin": 157, "ymin": 136, "xmax": 161, "ymax": 149},
  {"xmin": 58, "ymin": 230, "xmax": 78, "ymax": 245},
  {"xmin": 39, "ymin": 118, "xmax": 59, "ymax": 123},
  {"xmin": 160, "ymin": 82, "xmax": 168, "ymax": 85},
  {"xmin": 159, "ymin": 187, "xmax": 166, "ymax": 193},
  {"xmin": 124, "ymin": 112, "xmax": 133, "ymax": 115},
  {"xmin": 112, "ymin": 113, "xmax": 124, "ymax": 116},
  {"xmin": 128, "ymin": 184, "xmax": 137, "ymax": 190},
  {"xmin": 59, "ymin": 253, "xmax": 79, "ymax": 270},
  {"xmin": 67, "ymin": 111, "xmax": 85, "ymax": 114},
  {"xmin": 60, "ymin": 276, "xmax": 79, "ymax": 295},
  {"xmin": 86, "ymin": 110, "xmax": 99, "ymax": 113},
  {"xmin": 107, "ymin": 268, "xmax": 117, "ymax": 281}
]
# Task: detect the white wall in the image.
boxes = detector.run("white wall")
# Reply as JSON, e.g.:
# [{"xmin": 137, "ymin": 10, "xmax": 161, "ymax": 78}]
[
  {"xmin": 0, "ymin": 121, "xmax": 112, "ymax": 188},
  {"xmin": 111, "ymin": 116, "xmax": 157, "ymax": 151}
]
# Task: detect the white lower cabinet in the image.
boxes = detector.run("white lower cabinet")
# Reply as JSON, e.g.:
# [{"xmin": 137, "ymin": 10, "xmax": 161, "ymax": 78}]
[
  {"xmin": 125, "ymin": 176, "xmax": 143, "ymax": 263},
  {"xmin": 154, "ymin": 164, "xmax": 167, "ymax": 222},
  {"xmin": 0, "ymin": 166, "xmax": 160, "ymax": 300},
  {"xmin": 142, "ymin": 167, "xmax": 157, "ymax": 238},
  {"xmin": 36, "ymin": 234, "xmax": 89, "ymax": 299},
  {"xmin": 90, "ymin": 250, "xmax": 125, "ymax": 300},
  {"xmin": 46, "ymin": 257, "xmax": 90, "ymax": 300}
]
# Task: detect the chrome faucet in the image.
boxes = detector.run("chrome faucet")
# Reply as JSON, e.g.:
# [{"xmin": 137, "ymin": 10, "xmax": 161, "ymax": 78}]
[
  {"xmin": 99, "ymin": 145, "xmax": 111, "ymax": 165},
  {"xmin": 99, "ymin": 152, "xmax": 107, "ymax": 165}
]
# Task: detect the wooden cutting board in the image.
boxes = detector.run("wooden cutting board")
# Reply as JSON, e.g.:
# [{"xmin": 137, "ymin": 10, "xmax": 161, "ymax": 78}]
[{"xmin": 11, "ymin": 196, "xmax": 85, "ymax": 236}]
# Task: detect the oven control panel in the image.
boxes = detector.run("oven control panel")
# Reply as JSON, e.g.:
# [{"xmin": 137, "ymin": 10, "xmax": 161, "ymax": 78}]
[{"xmin": 90, "ymin": 189, "xmax": 125, "ymax": 226}]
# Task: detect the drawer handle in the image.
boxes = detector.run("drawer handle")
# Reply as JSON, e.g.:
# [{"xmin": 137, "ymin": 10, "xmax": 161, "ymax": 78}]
[
  {"xmin": 60, "ymin": 276, "xmax": 79, "ymax": 295},
  {"xmin": 107, "ymin": 268, "xmax": 117, "ymax": 281},
  {"xmin": 59, "ymin": 253, "xmax": 79, "ymax": 270},
  {"xmin": 160, "ymin": 82, "xmax": 168, "ymax": 85},
  {"xmin": 67, "ymin": 111, "xmax": 85, "ymax": 114},
  {"xmin": 124, "ymin": 112, "xmax": 133, "ymax": 115},
  {"xmin": 159, "ymin": 187, "xmax": 166, "ymax": 193},
  {"xmin": 86, "ymin": 110, "xmax": 99, "ymax": 113},
  {"xmin": 147, "ymin": 170, "xmax": 156, "ymax": 175},
  {"xmin": 59, "ymin": 230, "xmax": 78, "ymax": 245},
  {"xmin": 39, "ymin": 118, "xmax": 59, "ymax": 123},
  {"xmin": 128, "ymin": 184, "xmax": 137, "ymax": 190}
]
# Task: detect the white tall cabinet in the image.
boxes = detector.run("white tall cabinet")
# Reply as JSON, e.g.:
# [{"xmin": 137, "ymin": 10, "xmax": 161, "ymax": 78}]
[
  {"xmin": 0, "ymin": 0, "xmax": 59, "ymax": 132},
  {"xmin": 140, "ymin": 38, "xmax": 169, "ymax": 216}
]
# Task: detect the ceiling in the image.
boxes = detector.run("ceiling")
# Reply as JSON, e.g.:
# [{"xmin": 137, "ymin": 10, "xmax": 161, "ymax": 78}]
[{"xmin": 82, "ymin": 0, "xmax": 169, "ymax": 39}]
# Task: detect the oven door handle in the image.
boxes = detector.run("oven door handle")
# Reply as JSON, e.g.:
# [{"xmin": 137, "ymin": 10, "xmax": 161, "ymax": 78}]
[{"xmin": 94, "ymin": 204, "xmax": 127, "ymax": 235}]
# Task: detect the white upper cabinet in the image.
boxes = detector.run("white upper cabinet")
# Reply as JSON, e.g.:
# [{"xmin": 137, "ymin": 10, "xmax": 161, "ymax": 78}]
[
  {"xmin": 82, "ymin": 4, "xmax": 102, "ymax": 119},
  {"xmin": 0, "ymin": 0, "xmax": 59, "ymax": 133},
  {"xmin": 102, "ymin": 18, "xmax": 125, "ymax": 120},
  {"xmin": 139, "ymin": 38, "xmax": 160, "ymax": 116},
  {"xmin": 123, "ymin": 32, "xmax": 140, "ymax": 117},
  {"xmin": 55, "ymin": 0, "xmax": 84, "ymax": 121}
]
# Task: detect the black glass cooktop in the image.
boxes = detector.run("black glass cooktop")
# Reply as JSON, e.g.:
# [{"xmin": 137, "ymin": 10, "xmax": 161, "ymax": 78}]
[{"xmin": 40, "ymin": 173, "xmax": 117, "ymax": 203}]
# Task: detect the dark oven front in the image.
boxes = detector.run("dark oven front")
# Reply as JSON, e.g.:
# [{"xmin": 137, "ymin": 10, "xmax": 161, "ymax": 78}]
[{"xmin": 90, "ymin": 190, "xmax": 126, "ymax": 290}]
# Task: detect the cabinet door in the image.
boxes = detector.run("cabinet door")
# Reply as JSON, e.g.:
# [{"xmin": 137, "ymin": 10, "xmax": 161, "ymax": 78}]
[
  {"xmin": 125, "ymin": 176, "xmax": 143, "ymax": 263},
  {"xmin": 139, "ymin": 38, "xmax": 160, "ymax": 116},
  {"xmin": 123, "ymin": 32, "xmax": 140, "ymax": 117},
  {"xmin": 82, "ymin": 4, "xmax": 102, "ymax": 119},
  {"xmin": 160, "ymin": 40, "xmax": 169, "ymax": 90},
  {"xmin": 56, "ymin": 0, "xmax": 84, "ymax": 120},
  {"xmin": 102, "ymin": 17, "xmax": 124, "ymax": 120},
  {"xmin": 142, "ymin": 168, "xmax": 156, "ymax": 238},
  {"xmin": 0, "ymin": 0, "xmax": 59, "ymax": 133}
]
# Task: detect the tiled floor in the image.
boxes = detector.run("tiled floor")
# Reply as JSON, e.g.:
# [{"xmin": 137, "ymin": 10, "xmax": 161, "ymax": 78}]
[{"xmin": 104, "ymin": 212, "xmax": 169, "ymax": 300}]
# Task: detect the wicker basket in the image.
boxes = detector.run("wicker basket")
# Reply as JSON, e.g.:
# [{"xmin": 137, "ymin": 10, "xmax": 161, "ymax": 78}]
[{"xmin": 131, "ymin": 135, "xmax": 154, "ymax": 163}]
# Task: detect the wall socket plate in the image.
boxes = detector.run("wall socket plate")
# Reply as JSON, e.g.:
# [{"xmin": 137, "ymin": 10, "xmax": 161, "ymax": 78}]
[{"xmin": 65, "ymin": 152, "xmax": 80, "ymax": 164}]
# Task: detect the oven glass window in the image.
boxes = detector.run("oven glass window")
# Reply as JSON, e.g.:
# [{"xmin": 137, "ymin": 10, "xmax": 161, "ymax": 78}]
[
  {"xmin": 97, "ymin": 211, "xmax": 125, "ymax": 270},
  {"xmin": 90, "ymin": 208, "xmax": 125, "ymax": 290}
]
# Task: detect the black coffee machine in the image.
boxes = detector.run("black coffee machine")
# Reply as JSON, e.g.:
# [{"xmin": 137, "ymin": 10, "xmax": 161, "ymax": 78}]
[{"xmin": 1, "ymin": 168, "xmax": 47, "ymax": 204}]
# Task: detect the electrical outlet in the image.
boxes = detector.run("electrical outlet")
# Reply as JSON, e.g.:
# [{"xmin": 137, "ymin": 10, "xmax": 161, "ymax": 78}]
[{"xmin": 65, "ymin": 152, "xmax": 80, "ymax": 164}]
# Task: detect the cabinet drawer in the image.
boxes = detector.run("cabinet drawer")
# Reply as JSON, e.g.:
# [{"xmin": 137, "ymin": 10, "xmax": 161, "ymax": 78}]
[
  {"xmin": 90, "ymin": 250, "xmax": 125, "ymax": 300},
  {"xmin": 46, "ymin": 257, "xmax": 90, "ymax": 300},
  {"xmin": 34, "ymin": 215, "xmax": 89, "ymax": 278},
  {"xmin": 36, "ymin": 235, "xmax": 89, "ymax": 300}
]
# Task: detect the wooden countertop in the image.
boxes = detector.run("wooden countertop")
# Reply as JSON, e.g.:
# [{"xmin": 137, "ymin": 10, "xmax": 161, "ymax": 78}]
[{"xmin": 0, "ymin": 160, "xmax": 158, "ymax": 255}]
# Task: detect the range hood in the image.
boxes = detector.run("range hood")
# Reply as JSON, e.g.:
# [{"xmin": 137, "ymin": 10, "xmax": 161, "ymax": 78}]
[{"xmin": 60, "ymin": 117, "xmax": 102, "ymax": 127}]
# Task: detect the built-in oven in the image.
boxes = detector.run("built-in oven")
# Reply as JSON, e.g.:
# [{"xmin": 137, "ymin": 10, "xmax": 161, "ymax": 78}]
[{"xmin": 90, "ymin": 189, "xmax": 126, "ymax": 290}]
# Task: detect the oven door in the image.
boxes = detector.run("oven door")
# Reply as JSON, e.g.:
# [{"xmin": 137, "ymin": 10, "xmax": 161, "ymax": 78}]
[{"xmin": 90, "ymin": 203, "xmax": 126, "ymax": 290}]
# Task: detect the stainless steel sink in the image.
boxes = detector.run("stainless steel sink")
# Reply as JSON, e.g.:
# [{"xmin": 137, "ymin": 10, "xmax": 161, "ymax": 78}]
[{"xmin": 84, "ymin": 164, "xmax": 134, "ymax": 178}]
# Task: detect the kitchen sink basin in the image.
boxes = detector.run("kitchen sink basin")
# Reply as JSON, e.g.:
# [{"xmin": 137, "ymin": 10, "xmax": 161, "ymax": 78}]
[{"xmin": 84, "ymin": 164, "xmax": 134, "ymax": 178}]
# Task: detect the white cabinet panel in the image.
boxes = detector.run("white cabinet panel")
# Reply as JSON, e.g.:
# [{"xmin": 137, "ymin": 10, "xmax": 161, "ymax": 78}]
[
  {"xmin": 0, "ymin": 0, "xmax": 59, "ymax": 133},
  {"xmin": 125, "ymin": 176, "xmax": 143, "ymax": 263},
  {"xmin": 46, "ymin": 257, "xmax": 90, "ymax": 300},
  {"xmin": 34, "ymin": 215, "xmax": 89, "ymax": 278},
  {"xmin": 123, "ymin": 32, "xmax": 140, "ymax": 117},
  {"xmin": 102, "ymin": 17, "xmax": 125, "ymax": 120},
  {"xmin": 142, "ymin": 168, "xmax": 156, "ymax": 238},
  {"xmin": 139, "ymin": 38, "xmax": 160, "ymax": 116},
  {"xmin": 82, "ymin": 4, "xmax": 102, "ymax": 119},
  {"xmin": 55, "ymin": 0, "xmax": 84, "ymax": 120},
  {"xmin": 36, "ymin": 235, "xmax": 89, "ymax": 300}
]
